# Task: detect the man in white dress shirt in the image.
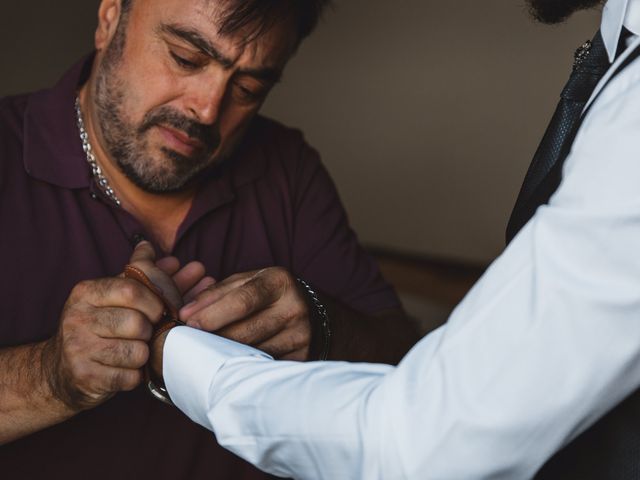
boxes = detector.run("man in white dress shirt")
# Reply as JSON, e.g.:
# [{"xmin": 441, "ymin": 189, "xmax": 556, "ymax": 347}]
[{"xmin": 137, "ymin": 0, "xmax": 640, "ymax": 478}]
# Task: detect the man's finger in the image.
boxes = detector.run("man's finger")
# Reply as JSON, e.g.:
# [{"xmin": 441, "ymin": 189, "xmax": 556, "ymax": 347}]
[
  {"xmin": 172, "ymin": 261, "xmax": 206, "ymax": 295},
  {"xmin": 215, "ymin": 312, "xmax": 285, "ymax": 346},
  {"xmin": 98, "ymin": 366, "xmax": 144, "ymax": 392},
  {"xmin": 156, "ymin": 256, "xmax": 180, "ymax": 276},
  {"xmin": 128, "ymin": 240, "xmax": 157, "ymax": 265},
  {"xmin": 255, "ymin": 326, "xmax": 311, "ymax": 360},
  {"xmin": 73, "ymin": 278, "xmax": 165, "ymax": 324},
  {"xmin": 91, "ymin": 307, "xmax": 154, "ymax": 341},
  {"xmin": 91, "ymin": 339, "xmax": 150, "ymax": 369},
  {"xmin": 184, "ymin": 275, "xmax": 280, "ymax": 331},
  {"xmin": 279, "ymin": 348, "xmax": 309, "ymax": 362},
  {"xmin": 184, "ymin": 277, "xmax": 217, "ymax": 304},
  {"xmin": 180, "ymin": 270, "xmax": 263, "ymax": 320},
  {"xmin": 126, "ymin": 244, "xmax": 183, "ymax": 311}
]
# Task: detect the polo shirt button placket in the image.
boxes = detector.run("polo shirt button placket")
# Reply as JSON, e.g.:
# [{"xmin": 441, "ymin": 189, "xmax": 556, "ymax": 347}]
[{"xmin": 131, "ymin": 233, "xmax": 146, "ymax": 246}]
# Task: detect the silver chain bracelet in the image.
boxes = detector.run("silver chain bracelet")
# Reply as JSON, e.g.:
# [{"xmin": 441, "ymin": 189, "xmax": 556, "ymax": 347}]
[{"xmin": 296, "ymin": 278, "xmax": 331, "ymax": 361}]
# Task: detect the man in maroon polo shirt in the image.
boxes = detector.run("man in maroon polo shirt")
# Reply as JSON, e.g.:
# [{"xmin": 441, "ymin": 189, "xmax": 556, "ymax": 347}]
[{"xmin": 0, "ymin": 0, "xmax": 419, "ymax": 478}]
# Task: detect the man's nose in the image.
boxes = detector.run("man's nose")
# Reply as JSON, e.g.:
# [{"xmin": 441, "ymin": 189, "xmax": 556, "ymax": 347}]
[{"xmin": 185, "ymin": 76, "xmax": 228, "ymax": 126}]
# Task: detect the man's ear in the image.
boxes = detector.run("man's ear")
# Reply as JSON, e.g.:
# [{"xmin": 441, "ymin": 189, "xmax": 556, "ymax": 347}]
[{"xmin": 95, "ymin": 0, "xmax": 124, "ymax": 50}]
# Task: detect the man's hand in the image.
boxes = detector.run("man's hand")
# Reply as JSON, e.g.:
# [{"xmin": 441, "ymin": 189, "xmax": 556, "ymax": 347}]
[
  {"xmin": 154, "ymin": 255, "xmax": 216, "ymax": 305},
  {"xmin": 42, "ymin": 242, "xmax": 212, "ymax": 412},
  {"xmin": 180, "ymin": 267, "xmax": 312, "ymax": 361},
  {"xmin": 42, "ymin": 274, "xmax": 164, "ymax": 412},
  {"xmin": 0, "ymin": 242, "xmax": 215, "ymax": 445}
]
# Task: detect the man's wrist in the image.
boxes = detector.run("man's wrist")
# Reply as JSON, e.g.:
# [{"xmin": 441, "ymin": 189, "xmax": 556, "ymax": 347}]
[
  {"xmin": 38, "ymin": 338, "xmax": 82, "ymax": 415},
  {"xmin": 150, "ymin": 328, "xmax": 172, "ymax": 381},
  {"xmin": 147, "ymin": 327, "xmax": 175, "ymax": 406}
]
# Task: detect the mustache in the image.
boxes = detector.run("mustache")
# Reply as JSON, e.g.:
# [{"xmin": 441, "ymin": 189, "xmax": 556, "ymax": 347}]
[{"xmin": 138, "ymin": 107, "xmax": 219, "ymax": 151}]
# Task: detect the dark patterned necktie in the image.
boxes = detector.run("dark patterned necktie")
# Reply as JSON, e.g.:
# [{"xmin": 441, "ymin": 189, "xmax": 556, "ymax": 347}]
[
  {"xmin": 505, "ymin": 30, "xmax": 611, "ymax": 243},
  {"xmin": 502, "ymin": 28, "xmax": 640, "ymax": 479}
]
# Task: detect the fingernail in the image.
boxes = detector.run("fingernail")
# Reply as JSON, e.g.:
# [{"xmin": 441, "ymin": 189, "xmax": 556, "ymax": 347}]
[
  {"xmin": 182, "ymin": 300, "xmax": 197, "ymax": 310},
  {"xmin": 180, "ymin": 301, "xmax": 196, "ymax": 317},
  {"xmin": 187, "ymin": 319, "xmax": 202, "ymax": 330}
]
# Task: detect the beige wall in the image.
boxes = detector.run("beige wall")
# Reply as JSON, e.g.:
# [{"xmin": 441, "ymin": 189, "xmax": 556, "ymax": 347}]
[
  {"xmin": 262, "ymin": 1, "xmax": 600, "ymax": 263},
  {"xmin": 1, "ymin": 1, "xmax": 600, "ymax": 264}
]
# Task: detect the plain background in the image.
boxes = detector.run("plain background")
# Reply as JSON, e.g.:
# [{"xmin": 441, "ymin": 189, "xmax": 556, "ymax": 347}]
[{"xmin": 0, "ymin": 1, "xmax": 600, "ymax": 264}]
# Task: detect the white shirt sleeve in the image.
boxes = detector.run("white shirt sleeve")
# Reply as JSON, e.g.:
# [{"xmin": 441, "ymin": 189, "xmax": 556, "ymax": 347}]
[{"xmin": 164, "ymin": 54, "xmax": 640, "ymax": 480}]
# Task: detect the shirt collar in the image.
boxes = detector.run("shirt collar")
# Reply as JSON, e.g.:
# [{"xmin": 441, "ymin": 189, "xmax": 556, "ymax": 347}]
[
  {"xmin": 23, "ymin": 55, "xmax": 94, "ymax": 188},
  {"xmin": 601, "ymin": 0, "xmax": 640, "ymax": 62}
]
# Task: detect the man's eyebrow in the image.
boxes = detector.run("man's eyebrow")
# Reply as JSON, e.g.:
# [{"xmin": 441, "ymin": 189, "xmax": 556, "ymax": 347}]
[
  {"xmin": 236, "ymin": 66, "xmax": 282, "ymax": 84},
  {"xmin": 159, "ymin": 23, "xmax": 282, "ymax": 84},
  {"xmin": 160, "ymin": 23, "xmax": 234, "ymax": 68}
]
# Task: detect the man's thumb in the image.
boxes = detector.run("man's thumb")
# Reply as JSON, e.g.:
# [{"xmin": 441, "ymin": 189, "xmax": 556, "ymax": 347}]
[{"xmin": 129, "ymin": 240, "xmax": 156, "ymax": 265}]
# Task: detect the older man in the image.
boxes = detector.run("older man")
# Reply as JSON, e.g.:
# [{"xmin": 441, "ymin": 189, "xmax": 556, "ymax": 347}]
[
  {"xmin": 0, "ymin": 0, "xmax": 418, "ymax": 478},
  {"xmin": 136, "ymin": 0, "xmax": 640, "ymax": 478}
]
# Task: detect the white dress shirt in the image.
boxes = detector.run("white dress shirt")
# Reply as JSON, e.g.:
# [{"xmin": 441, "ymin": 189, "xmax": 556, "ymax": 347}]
[{"xmin": 163, "ymin": 1, "xmax": 640, "ymax": 478}]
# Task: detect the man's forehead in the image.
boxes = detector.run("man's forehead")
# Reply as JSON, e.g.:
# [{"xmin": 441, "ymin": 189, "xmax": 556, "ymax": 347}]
[
  {"xmin": 140, "ymin": 0, "xmax": 297, "ymax": 65},
  {"xmin": 139, "ymin": 0, "xmax": 231, "ymax": 23},
  {"xmin": 140, "ymin": 0, "xmax": 239, "ymax": 40}
]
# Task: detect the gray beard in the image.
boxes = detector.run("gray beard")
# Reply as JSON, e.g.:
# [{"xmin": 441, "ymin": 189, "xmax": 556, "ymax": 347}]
[{"xmin": 91, "ymin": 16, "xmax": 220, "ymax": 194}]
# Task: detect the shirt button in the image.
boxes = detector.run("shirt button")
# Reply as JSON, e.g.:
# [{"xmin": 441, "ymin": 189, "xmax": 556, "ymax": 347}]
[
  {"xmin": 90, "ymin": 192, "xmax": 98, "ymax": 200},
  {"xmin": 131, "ymin": 234, "xmax": 146, "ymax": 246}
]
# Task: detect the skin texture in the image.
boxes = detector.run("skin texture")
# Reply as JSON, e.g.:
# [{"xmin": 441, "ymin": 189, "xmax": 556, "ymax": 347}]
[
  {"xmin": 79, "ymin": 0, "xmax": 297, "ymax": 254},
  {"xmin": 90, "ymin": 0, "xmax": 296, "ymax": 195},
  {"xmin": 1, "ymin": 0, "xmax": 419, "ymax": 445},
  {"xmin": 181, "ymin": 269, "xmax": 313, "ymax": 359},
  {"xmin": 0, "ymin": 242, "xmax": 209, "ymax": 445},
  {"xmin": 77, "ymin": 0, "xmax": 418, "ymax": 366}
]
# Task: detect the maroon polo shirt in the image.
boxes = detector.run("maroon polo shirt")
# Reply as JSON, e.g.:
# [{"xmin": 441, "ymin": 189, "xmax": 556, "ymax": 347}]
[{"xmin": 0, "ymin": 57, "xmax": 400, "ymax": 478}]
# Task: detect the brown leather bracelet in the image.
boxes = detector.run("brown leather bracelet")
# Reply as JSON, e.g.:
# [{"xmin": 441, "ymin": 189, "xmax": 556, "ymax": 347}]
[{"xmin": 123, "ymin": 264, "xmax": 184, "ymax": 330}]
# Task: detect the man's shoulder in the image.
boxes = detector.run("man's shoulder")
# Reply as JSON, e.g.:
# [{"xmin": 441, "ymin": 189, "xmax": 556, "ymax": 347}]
[
  {"xmin": 233, "ymin": 115, "xmax": 322, "ymax": 183},
  {"xmin": 247, "ymin": 115, "xmax": 312, "ymax": 153}
]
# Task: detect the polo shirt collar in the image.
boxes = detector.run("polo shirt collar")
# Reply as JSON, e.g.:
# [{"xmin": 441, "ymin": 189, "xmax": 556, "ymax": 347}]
[{"xmin": 23, "ymin": 55, "xmax": 93, "ymax": 189}]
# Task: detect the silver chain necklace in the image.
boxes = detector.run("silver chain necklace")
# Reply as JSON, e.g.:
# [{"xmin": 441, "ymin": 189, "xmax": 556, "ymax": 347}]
[{"xmin": 75, "ymin": 97, "xmax": 122, "ymax": 207}]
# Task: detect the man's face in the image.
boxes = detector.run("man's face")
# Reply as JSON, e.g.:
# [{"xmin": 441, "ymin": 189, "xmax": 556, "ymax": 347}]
[
  {"xmin": 526, "ymin": 0, "xmax": 602, "ymax": 24},
  {"xmin": 92, "ymin": 0, "xmax": 297, "ymax": 193}
]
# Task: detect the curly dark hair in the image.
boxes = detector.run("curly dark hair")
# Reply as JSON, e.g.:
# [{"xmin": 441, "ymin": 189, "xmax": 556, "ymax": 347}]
[{"xmin": 526, "ymin": 0, "xmax": 603, "ymax": 24}]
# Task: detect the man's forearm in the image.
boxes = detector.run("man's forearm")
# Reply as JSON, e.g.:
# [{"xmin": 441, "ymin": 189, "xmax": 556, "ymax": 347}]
[
  {"xmin": 322, "ymin": 300, "xmax": 420, "ymax": 364},
  {"xmin": 0, "ymin": 341, "xmax": 75, "ymax": 445}
]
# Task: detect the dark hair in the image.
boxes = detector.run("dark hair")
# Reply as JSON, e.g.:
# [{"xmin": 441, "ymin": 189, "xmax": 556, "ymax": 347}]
[
  {"xmin": 120, "ymin": 0, "xmax": 330, "ymax": 43},
  {"xmin": 121, "ymin": 0, "xmax": 133, "ymax": 14},
  {"xmin": 218, "ymin": 0, "xmax": 332, "ymax": 43},
  {"xmin": 526, "ymin": 0, "xmax": 603, "ymax": 24}
]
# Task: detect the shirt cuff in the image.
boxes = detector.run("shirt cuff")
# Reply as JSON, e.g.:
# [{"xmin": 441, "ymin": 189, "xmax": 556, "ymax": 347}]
[{"xmin": 163, "ymin": 326, "xmax": 272, "ymax": 429}]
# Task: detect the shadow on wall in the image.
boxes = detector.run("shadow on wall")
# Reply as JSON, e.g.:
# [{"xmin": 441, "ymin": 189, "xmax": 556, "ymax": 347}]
[{"xmin": 263, "ymin": 0, "xmax": 600, "ymax": 263}]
